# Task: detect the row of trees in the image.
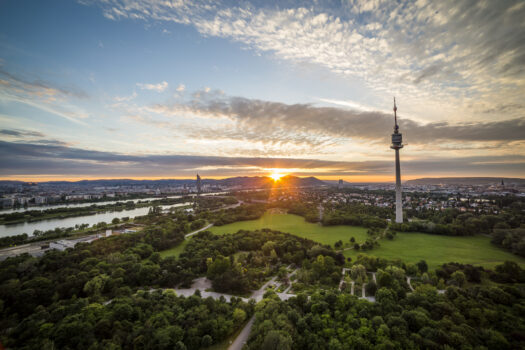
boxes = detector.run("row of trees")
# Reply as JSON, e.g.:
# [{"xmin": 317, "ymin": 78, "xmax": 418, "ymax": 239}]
[
  {"xmin": 210, "ymin": 204, "xmax": 266, "ymax": 226},
  {"xmin": 491, "ymin": 227, "xmax": 525, "ymax": 257},
  {"xmin": 322, "ymin": 204, "xmax": 389, "ymax": 229}
]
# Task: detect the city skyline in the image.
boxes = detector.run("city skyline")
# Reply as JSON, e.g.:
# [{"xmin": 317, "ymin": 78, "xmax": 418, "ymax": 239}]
[{"xmin": 1, "ymin": 0, "xmax": 525, "ymax": 181}]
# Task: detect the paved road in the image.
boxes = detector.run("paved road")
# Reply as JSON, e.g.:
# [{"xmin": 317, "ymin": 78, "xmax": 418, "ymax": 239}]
[
  {"xmin": 228, "ymin": 315, "xmax": 255, "ymax": 350},
  {"xmin": 185, "ymin": 223, "xmax": 214, "ymax": 237}
]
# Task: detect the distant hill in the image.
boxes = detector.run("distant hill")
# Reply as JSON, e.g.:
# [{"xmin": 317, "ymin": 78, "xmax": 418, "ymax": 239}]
[
  {"xmin": 0, "ymin": 176, "xmax": 326, "ymax": 188},
  {"xmin": 406, "ymin": 177, "xmax": 525, "ymax": 185}
]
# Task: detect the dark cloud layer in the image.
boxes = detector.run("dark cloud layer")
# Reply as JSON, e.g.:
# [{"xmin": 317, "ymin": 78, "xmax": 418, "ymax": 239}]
[
  {"xmin": 0, "ymin": 129, "xmax": 44, "ymax": 138},
  {"xmin": 1, "ymin": 141, "xmax": 523, "ymax": 178},
  {"xmin": 172, "ymin": 96, "xmax": 525, "ymax": 144}
]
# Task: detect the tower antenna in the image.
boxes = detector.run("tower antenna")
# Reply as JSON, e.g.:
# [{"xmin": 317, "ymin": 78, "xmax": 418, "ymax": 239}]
[{"xmin": 393, "ymin": 97, "xmax": 398, "ymax": 133}]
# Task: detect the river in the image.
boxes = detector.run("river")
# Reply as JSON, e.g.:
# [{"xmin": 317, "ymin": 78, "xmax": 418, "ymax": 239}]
[{"xmin": 0, "ymin": 202, "xmax": 194, "ymax": 238}]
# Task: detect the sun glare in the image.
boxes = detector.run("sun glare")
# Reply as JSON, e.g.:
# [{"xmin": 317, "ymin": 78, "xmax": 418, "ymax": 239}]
[{"xmin": 270, "ymin": 172, "xmax": 284, "ymax": 181}]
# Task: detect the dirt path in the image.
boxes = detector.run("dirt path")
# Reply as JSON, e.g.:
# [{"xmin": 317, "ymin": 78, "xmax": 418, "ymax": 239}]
[
  {"xmin": 407, "ymin": 276, "xmax": 415, "ymax": 292},
  {"xmin": 228, "ymin": 316, "xmax": 255, "ymax": 350},
  {"xmin": 185, "ymin": 223, "xmax": 214, "ymax": 237}
]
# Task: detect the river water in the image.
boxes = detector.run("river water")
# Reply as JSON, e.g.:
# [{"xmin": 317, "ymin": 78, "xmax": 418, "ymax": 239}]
[
  {"xmin": 0, "ymin": 196, "xmax": 186, "ymax": 214},
  {"xmin": 0, "ymin": 191, "xmax": 228, "ymax": 238},
  {"xmin": 0, "ymin": 202, "xmax": 194, "ymax": 238}
]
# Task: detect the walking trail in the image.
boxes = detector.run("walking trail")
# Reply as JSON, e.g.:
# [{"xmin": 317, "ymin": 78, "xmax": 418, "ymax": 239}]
[
  {"xmin": 185, "ymin": 223, "xmax": 214, "ymax": 237},
  {"xmin": 228, "ymin": 316, "xmax": 255, "ymax": 350},
  {"xmin": 407, "ymin": 276, "xmax": 415, "ymax": 292}
]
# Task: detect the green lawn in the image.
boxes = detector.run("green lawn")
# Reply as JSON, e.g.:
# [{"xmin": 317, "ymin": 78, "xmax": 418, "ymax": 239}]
[
  {"xmin": 159, "ymin": 239, "xmax": 189, "ymax": 258},
  {"xmin": 159, "ymin": 211, "xmax": 525, "ymax": 271},
  {"xmin": 209, "ymin": 212, "xmax": 369, "ymax": 246},
  {"xmin": 344, "ymin": 232, "xmax": 525, "ymax": 270}
]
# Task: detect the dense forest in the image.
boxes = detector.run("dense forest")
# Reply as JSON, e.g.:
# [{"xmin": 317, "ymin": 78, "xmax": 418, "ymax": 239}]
[{"xmin": 247, "ymin": 274, "xmax": 525, "ymax": 350}]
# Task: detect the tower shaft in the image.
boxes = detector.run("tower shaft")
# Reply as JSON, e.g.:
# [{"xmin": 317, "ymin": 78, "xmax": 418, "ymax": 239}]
[{"xmin": 395, "ymin": 148, "xmax": 403, "ymax": 223}]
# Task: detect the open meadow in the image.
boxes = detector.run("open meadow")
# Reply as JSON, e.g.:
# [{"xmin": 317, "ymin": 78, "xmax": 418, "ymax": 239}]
[
  {"xmin": 160, "ymin": 211, "xmax": 525, "ymax": 270},
  {"xmin": 344, "ymin": 231, "xmax": 525, "ymax": 270},
  {"xmin": 209, "ymin": 211, "xmax": 369, "ymax": 245}
]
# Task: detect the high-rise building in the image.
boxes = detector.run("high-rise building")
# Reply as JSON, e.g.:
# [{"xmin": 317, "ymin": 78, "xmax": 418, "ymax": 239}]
[
  {"xmin": 196, "ymin": 174, "xmax": 202, "ymax": 194},
  {"xmin": 390, "ymin": 98, "xmax": 404, "ymax": 223},
  {"xmin": 338, "ymin": 179, "xmax": 344, "ymax": 189}
]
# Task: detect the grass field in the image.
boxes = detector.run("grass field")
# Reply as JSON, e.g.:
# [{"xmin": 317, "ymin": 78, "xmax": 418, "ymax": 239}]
[
  {"xmin": 159, "ymin": 239, "xmax": 189, "ymax": 258},
  {"xmin": 209, "ymin": 212, "xmax": 369, "ymax": 246},
  {"xmin": 159, "ymin": 211, "xmax": 525, "ymax": 270},
  {"xmin": 344, "ymin": 232, "xmax": 525, "ymax": 270}
]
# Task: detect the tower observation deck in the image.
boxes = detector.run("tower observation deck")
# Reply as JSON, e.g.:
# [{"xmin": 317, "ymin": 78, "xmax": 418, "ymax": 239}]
[{"xmin": 390, "ymin": 98, "xmax": 404, "ymax": 223}]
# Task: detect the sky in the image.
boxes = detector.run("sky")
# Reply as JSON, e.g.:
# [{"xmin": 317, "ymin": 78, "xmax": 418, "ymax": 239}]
[{"xmin": 0, "ymin": 0, "xmax": 524, "ymax": 182}]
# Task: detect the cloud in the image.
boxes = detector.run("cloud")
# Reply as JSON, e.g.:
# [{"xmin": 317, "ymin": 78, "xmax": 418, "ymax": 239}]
[
  {"xmin": 0, "ymin": 140, "xmax": 523, "ymax": 178},
  {"xmin": 0, "ymin": 129, "xmax": 44, "ymax": 138},
  {"xmin": 136, "ymin": 81, "xmax": 168, "ymax": 92},
  {"xmin": 114, "ymin": 91, "xmax": 137, "ymax": 102},
  {"xmin": 0, "ymin": 69, "xmax": 90, "ymax": 125},
  {"xmin": 87, "ymin": 0, "xmax": 525, "ymax": 120},
  {"xmin": 148, "ymin": 95, "xmax": 525, "ymax": 144},
  {"xmin": 176, "ymin": 83, "xmax": 185, "ymax": 92},
  {"xmin": 0, "ymin": 129, "xmax": 70, "ymax": 147},
  {"xmin": 0, "ymin": 68, "xmax": 88, "ymax": 99}
]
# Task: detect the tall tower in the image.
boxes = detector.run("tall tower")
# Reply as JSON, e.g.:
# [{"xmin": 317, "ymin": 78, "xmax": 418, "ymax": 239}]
[
  {"xmin": 390, "ymin": 98, "xmax": 404, "ymax": 223},
  {"xmin": 196, "ymin": 174, "xmax": 202, "ymax": 195}
]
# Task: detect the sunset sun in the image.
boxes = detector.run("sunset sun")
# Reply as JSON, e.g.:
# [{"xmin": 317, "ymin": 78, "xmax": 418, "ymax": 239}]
[{"xmin": 270, "ymin": 172, "xmax": 284, "ymax": 181}]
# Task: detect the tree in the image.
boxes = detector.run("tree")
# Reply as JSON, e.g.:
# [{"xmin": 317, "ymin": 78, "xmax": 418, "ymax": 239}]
[
  {"xmin": 233, "ymin": 308, "xmax": 246, "ymax": 325},
  {"xmin": 201, "ymin": 335, "xmax": 213, "ymax": 347},
  {"xmin": 417, "ymin": 260, "xmax": 428, "ymax": 273},
  {"xmin": 83, "ymin": 274, "xmax": 110, "ymax": 297},
  {"xmin": 450, "ymin": 271, "xmax": 466, "ymax": 287},
  {"xmin": 261, "ymin": 330, "xmax": 292, "ymax": 350},
  {"xmin": 350, "ymin": 264, "xmax": 367, "ymax": 284},
  {"xmin": 207, "ymin": 255, "xmax": 231, "ymax": 279}
]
